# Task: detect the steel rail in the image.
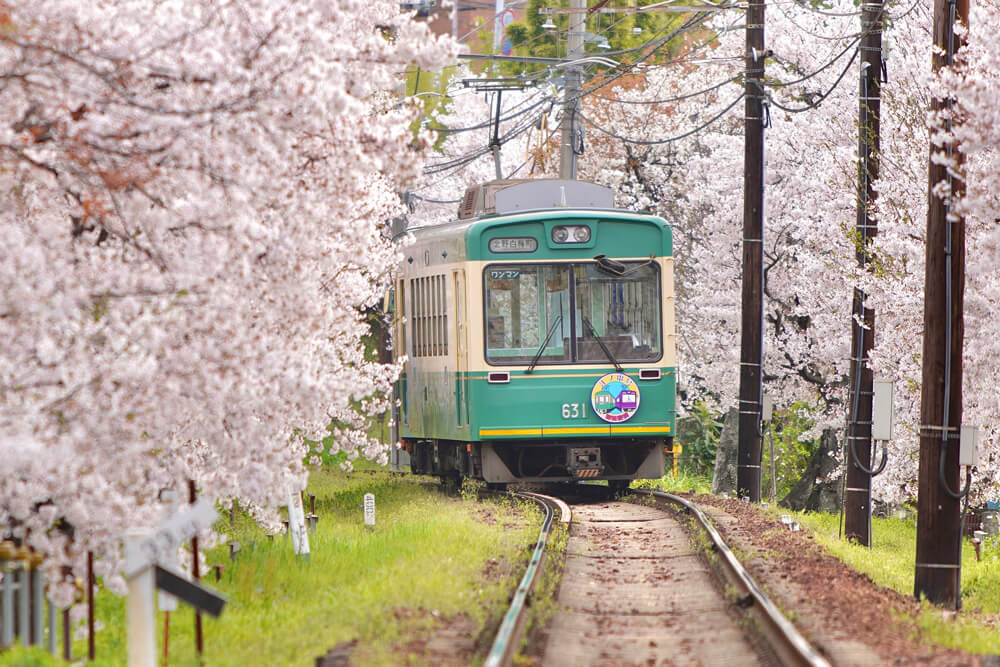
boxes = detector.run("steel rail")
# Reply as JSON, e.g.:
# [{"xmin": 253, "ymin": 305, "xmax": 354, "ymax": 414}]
[
  {"xmin": 631, "ymin": 489, "xmax": 832, "ymax": 667},
  {"xmin": 484, "ymin": 491, "xmax": 569, "ymax": 667}
]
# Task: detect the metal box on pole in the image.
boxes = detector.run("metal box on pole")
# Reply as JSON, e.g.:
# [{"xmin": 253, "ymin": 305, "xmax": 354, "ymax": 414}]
[
  {"xmin": 871, "ymin": 379, "xmax": 895, "ymax": 441},
  {"xmin": 959, "ymin": 426, "xmax": 979, "ymax": 466}
]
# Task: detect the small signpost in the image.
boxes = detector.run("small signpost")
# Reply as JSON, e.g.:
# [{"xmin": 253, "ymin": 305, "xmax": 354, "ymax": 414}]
[
  {"xmin": 364, "ymin": 493, "xmax": 376, "ymax": 529},
  {"xmin": 287, "ymin": 490, "xmax": 311, "ymax": 559},
  {"xmin": 125, "ymin": 500, "xmax": 227, "ymax": 667},
  {"xmin": 154, "ymin": 567, "xmax": 226, "ymax": 618}
]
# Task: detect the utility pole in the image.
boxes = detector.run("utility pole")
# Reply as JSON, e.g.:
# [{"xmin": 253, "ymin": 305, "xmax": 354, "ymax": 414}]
[
  {"xmin": 494, "ymin": 0, "xmax": 505, "ymax": 52},
  {"xmin": 915, "ymin": 0, "xmax": 968, "ymax": 609},
  {"xmin": 559, "ymin": 0, "xmax": 586, "ymax": 179},
  {"xmin": 843, "ymin": 0, "xmax": 884, "ymax": 547},
  {"xmin": 737, "ymin": 0, "xmax": 765, "ymax": 502}
]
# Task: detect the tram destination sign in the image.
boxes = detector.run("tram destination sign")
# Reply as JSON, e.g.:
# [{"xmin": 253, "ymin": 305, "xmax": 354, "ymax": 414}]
[{"xmin": 488, "ymin": 237, "xmax": 538, "ymax": 253}]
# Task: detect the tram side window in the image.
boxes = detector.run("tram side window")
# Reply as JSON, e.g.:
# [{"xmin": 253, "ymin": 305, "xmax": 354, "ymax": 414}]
[
  {"xmin": 397, "ymin": 279, "xmax": 406, "ymax": 357},
  {"xmin": 408, "ymin": 275, "xmax": 448, "ymax": 357},
  {"xmin": 439, "ymin": 275, "xmax": 448, "ymax": 356}
]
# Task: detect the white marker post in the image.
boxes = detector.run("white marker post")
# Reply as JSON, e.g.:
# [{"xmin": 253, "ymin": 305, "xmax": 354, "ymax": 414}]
[
  {"xmin": 124, "ymin": 499, "xmax": 220, "ymax": 666},
  {"xmin": 287, "ymin": 491, "xmax": 310, "ymax": 559},
  {"xmin": 157, "ymin": 494, "xmax": 179, "ymax": 614},
  {"xmin": 124, "ymin": 498, "xmax": 218, "ymax": 578},
  {"xmin": 363, "ymin": 493, "xmax": 376, "ymax": 529},
  {"xmin": 125, "ymin": 531, "xmax": 156, "ymax": 667}
]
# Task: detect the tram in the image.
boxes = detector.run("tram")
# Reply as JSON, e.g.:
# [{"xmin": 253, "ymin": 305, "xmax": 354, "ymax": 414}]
[{"xmin": 388, "ymin": 179, "xmax": 676, "ymax": 488}]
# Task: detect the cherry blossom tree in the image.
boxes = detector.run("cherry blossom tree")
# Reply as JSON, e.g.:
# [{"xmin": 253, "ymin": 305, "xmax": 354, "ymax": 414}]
[{"xmin": 1, "ymin": 0, "xmax": 456, "ymax": 600}]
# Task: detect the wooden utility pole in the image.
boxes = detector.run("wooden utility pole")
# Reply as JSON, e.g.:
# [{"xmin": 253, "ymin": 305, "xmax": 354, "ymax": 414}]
[
  {"xmin": 914, "ymin": 0, "xmax": 968, "ymax": 609},
  {"xmin": 737, "ymin": 0, "xmax": 765, "ymax": 503},
  {"xmin": 559, "ymin": 0, "xmax": 586, "ymax": 179},
  {"xmin": 189, "ymin": 480, "xmax": 204, "ymax": 654},
  {"xmin": 843, "ymin": 0, "xmax": 884, "ymax": 547}
]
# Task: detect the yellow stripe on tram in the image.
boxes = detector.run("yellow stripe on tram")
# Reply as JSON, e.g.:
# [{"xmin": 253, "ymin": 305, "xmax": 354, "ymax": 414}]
[
  {"xmin": 610, "ymin": 425, "xmax": 672, "ymax": 434},
  {"xmin": 543, "ymin": 426, "xmax": 610, "ymax": 435},
  {"xmin": 478, "ymin": 428, "xmax": 544, "ymax": 437}
]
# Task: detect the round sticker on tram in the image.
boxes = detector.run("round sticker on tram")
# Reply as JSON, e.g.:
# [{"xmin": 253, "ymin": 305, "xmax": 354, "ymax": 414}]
[{"xmin": 591, "ymin": 373, "xmax": 641, "ymax": 423}]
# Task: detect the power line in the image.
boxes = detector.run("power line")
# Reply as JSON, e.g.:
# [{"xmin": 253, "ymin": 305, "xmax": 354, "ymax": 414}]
[
  {"xmin": 589, "ymin": 73, "xmax": 740, "ymax": 105},
  {"xmin": 577, "ymin": 92, "xmax": 745, "ymax": 145},
  {"xmin": 767, "ymin": 34, "xmax": 862, "ymax": 88},
  {"xmin": 768, "ymin": 45, "xmax": 858, "ymax": 112}
]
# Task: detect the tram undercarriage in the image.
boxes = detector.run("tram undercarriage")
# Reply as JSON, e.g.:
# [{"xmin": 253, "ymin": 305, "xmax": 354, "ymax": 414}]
[{"xmin": 405, "ymin": 438, "xmax": 666, "ymax": 484}]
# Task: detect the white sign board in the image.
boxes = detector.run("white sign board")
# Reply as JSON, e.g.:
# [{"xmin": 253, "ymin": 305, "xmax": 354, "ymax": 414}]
[
  {"xmin": 364, "ymin": 493, "xmax": 376, "ymax": 528},
  {"xmin": 125, "ymin": 498, "xmax": 217, "ymax": 578},
  {"xmin": 287, "ymin": 491, "xmax": 310, "ymax": 557}
]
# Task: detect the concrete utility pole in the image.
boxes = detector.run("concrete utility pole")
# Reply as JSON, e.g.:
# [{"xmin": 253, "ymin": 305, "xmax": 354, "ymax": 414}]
[
  {"xmin": 843, "ymin": 0, "xmax": 884, "ymax": 547},
  {"xmin": 494, "ymin": 0, "xmax": 505, "ymax": 52},
  {"xmin": 559, "ymin": 0, "xmax": 586, "ymax": 179},
  {"xmin": 737, "ymin": 0, "xmax": 765, "ymax": 503},
  {"xmin": 915, "ymin": 0, "xmax": 968, "ymax": 609}
]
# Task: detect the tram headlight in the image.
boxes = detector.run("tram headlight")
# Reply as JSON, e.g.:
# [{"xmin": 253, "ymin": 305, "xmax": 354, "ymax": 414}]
[{"xmin": 551, "ymin": 225, "xmax": 591, "ymax": 244}]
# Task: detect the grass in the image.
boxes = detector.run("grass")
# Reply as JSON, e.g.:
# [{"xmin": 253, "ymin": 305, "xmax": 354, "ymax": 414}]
[
  {"xmin": 785, "ymin": 508, "xmax": 1000, "ymax": 654},
  {"xmin": 1, "ymin": 468, "xmax": 541, "ymax": 667},
  {"xmin": 633, "ymin": 471, "xmax": 713, "ymax": 495}
]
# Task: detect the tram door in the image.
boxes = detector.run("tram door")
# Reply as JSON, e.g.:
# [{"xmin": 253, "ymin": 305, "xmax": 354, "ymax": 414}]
[{"xmin": 453, "ymin": 269, "xmax": 469, "ymax": 427}]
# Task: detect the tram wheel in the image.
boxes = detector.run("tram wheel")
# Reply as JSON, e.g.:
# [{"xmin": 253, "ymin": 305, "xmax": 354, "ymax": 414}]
[{"xmin": 608, "ymin": 480, "xmax": 631, "ymax": 496}]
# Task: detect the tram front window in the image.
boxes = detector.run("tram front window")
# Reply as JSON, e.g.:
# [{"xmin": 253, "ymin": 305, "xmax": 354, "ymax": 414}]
[
  {"xmin": 485, "ymin": 264, "xmax": 571, "ymax": 364},
  {"xmin": 573, "ymin": 262, "xmax": 661, "ymax": 363},
  {"xmin": 484, "ymin": 261, "xmax": 661, "ymax": 366}
]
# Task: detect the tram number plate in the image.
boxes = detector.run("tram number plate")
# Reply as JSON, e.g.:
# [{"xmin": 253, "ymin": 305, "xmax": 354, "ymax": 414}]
[{"xmin": 561, "ymin": 403, "xmax": 586, "ymax": 419}]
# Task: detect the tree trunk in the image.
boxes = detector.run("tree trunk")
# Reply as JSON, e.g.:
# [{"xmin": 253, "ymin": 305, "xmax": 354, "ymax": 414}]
[
  {"xmin": 712, "ymin": 407, "xmax": 740, "ymax": 496},
  {"xmin": 780, "ymin": 428, "xmax": 843, "ymax": 513}
]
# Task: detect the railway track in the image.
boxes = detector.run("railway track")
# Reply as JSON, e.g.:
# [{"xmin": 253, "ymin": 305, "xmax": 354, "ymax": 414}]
[{"xmin": 488, "ymin": 486, "xmax": 831, "ymax": 667}]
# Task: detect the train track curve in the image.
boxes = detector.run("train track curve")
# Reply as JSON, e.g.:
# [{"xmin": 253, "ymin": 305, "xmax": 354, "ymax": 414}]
[
  {"xmin": 487, "ymin": 486, "xmax": 831, "ymax": 667},
  {"xmin": 484, "ymin": 490, "xmax": 570, "ymax": 667}
]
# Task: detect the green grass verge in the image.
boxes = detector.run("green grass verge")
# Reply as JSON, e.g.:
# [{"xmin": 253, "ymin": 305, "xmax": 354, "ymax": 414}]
[
  {"xmin": 633, "ymin": 471, "xmax": 713, "ymax": 495},
  {"xmin": 1, "ymin": 469, "xmax": 540, "ymax": 667},
  {"xmin": 786, "ymin": 509, "xmax": 1000, "ymax": 654}
]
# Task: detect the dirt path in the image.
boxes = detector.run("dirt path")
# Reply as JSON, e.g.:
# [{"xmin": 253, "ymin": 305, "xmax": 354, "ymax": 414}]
[{"xmin": 539, "ymin": 500, "xmax": 769, "ymax": 666}]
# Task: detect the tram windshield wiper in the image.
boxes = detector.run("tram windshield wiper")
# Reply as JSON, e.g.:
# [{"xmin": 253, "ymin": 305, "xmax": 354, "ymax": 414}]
[
  {"xmin": 594, "ymin": 254, "xmax": 627, "ymax": 276},
  {"xmin": 581, "ymin": 315, "xmax": 623, "ymax": 372},
  {"xmin": 526, "ymin": 314, "xmax": 563, "ymax": 374}
]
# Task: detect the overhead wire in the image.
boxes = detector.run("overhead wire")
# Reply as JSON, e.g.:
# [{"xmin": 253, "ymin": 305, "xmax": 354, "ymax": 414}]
[
  {"xmin": 589, "ymin": 72, "xmax": 740, "ymax": 105},
  {"xmin": 423, "ymin": 0, "xmax": 873, "ymax": 181},
  {"xmin": 577, "ymin": 92, "xmax": 745, "ymax": 145},
  {"xmin": 423, "ymin": 101, "xmax": 546, "ymax": 174},
  {"xmin": 424, "ymin": 8, "xmax": 731, "ymax": 179},
  {"xmin": 768, "ymin": 44, "xmax": 859, "ymax": 112},
  {"xmin": 767, "ymin": 33, "xmax": 862, "ymax": 87},
  {"xmin": 773, "ymin": 0, "xmax": 862, "ymax": 41}
]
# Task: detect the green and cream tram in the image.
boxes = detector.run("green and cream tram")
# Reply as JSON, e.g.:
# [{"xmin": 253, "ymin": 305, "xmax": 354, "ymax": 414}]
[{"xmin": 389, "ymin": 179, "xmax": 676, "ymax": 488}]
